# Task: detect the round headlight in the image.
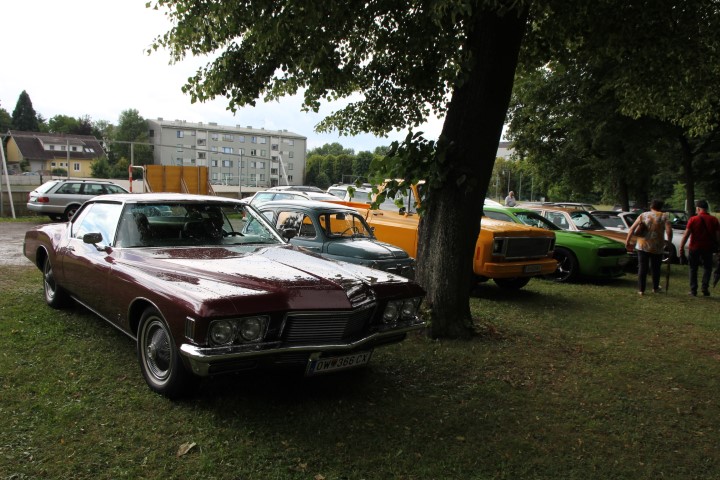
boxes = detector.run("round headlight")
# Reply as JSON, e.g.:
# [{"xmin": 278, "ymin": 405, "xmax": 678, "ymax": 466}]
[
  {"xmin": 401, "ymin": 299, "xmax": 417, "ymax": 318},
  {"xmin": 239, "ymin": 317, "xmax": 263, "ymax": 341},
  {"xmin": 383, "ymin": 302, "xmax": 399, "ymax": 323},
  {"xmin": 209, "ymin": 320, "xmax": 235, "ymax": 345}
]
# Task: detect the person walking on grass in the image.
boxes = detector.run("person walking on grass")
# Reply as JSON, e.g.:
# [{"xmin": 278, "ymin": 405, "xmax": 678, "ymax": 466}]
[
  {"xmin": 505, "ymin": 191, "xmax": 516, "ymax": 207},
  {"xmin": 626, "ymin": 199, "xmax": 673, "ymax": 296},
  {"xmin": 679, "ymin": 199, "xmax": 720, "ymax": 297}
]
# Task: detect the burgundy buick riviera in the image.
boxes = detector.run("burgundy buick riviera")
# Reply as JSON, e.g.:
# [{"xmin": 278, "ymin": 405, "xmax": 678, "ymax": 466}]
[{"xmin": 24, "ymin": 193, "xmax": 425, "ymax": 398}]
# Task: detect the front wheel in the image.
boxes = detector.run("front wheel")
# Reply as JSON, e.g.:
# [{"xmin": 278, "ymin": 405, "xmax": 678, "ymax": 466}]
[
  {"xmin": 43, "ymin": 256, "xmax": 69, "ymax": 308},
  {"xmin": 137, "ymin": 307, "xmax": 196, "ymax": 398},
  {"xmin": 546, "ymin": 247, "xmax": 578, "ymax": 283},
  {"xmin": 493, "ymin": 277, "xmax": 531, "ymax": 290}
]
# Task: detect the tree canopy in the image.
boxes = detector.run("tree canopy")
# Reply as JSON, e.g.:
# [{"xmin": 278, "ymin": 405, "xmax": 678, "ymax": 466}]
[
  {"xmin": 0, "ymin": 103, "xmax": 11, "ymax": 132},
  {"xmin": 509, "ymin": 0, "xmax": 720, "ymax": 209},
  {"xmin": 11, "ymin": 90, "xmax": 40, "ymax": 132}
]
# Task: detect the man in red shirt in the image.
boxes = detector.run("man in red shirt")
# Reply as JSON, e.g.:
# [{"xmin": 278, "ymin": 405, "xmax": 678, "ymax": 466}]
[{"xmin": 679, "ymin": 200, "xmax": 720, "ymax": 296}]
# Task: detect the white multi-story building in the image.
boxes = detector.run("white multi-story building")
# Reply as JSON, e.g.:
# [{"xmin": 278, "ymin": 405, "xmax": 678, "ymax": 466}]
[{"xmin": 147, "ymin": 118, "xmax": 307, "ymax": 188}]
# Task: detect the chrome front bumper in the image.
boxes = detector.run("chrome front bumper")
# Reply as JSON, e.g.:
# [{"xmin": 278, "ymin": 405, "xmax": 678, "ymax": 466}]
[{"xmin": 180, "ymin": 318, "xmax": 426, "ymax": 376}]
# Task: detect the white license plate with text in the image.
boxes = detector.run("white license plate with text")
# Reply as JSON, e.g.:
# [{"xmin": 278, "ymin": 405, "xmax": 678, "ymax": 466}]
[{"xmin": 306, "ymin": 351, "xmax": 373, "ymax": 375}]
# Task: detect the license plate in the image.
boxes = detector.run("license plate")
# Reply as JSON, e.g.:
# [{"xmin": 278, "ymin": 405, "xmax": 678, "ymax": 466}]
[
  {"xmin": 523, "ymin": 264, "xmax": 542, "ymax": 273},
  {"xmin": 306, "ymin": 351, "xmax": 373, "ymax": 375}
]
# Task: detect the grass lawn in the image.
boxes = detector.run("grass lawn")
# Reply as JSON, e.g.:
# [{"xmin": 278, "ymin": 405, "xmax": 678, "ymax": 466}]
[{"xmin": 1, "ymin": 263, "xmax": 719, "ymax": 479}]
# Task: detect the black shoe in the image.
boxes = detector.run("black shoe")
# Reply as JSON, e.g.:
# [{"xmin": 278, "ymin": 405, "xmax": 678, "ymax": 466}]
[
  {"xmin": 702, "ymin": 290, "xmax": 710, "ymax": 297},
  {"xmin": 689, "ymin": 291, "xmax": 697, "ymax": 297}
]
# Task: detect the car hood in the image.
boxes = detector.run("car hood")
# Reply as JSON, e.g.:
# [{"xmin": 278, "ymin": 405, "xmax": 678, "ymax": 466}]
[
  {"xmin": 324, "ymin": 238, "xmax": 410, "ymax": 260},
  {"xmin": 584, "ymin": 228, "xmax": 627, "ymax": 243},
  {"xmin": 113, "ymin": 244, "xmax": 415, "ymax": 313}
]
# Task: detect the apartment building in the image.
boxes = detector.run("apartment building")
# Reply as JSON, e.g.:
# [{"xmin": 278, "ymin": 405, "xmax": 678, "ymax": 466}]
[{"xmin": 147, "ymin": 118, "xmax": 307, "ymax": 187}]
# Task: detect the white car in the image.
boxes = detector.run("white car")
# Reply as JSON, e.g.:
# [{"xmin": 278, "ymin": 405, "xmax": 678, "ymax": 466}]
[
  {"xmin": 327, "ymin": 184, "xmax": 373, "ymax": 203},
  {"xmin": 248, "ymin": 189, "xmax": 339, "ymax": 206}
]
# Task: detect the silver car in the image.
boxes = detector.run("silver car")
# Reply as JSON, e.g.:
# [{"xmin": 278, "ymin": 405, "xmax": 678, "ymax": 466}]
[{"xmin": 27, "ymin": 179, "xmax": 128, "ymax": 221}]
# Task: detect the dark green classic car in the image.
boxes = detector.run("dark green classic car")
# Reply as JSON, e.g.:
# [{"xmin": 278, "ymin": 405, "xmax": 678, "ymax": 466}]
[
  {"xmin": 484, "ymin": 206, "xmax": 629, "ymax": 282},
  {"xmin": 258, "ymin": 200, "xmax": 416, "ymax": 279}
]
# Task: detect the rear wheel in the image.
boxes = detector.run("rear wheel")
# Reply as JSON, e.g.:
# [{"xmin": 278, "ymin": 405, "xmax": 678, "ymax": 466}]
[
  {"xmin": 63, "ymin": 204, "xmax": 81, "ymax": 221},
  {"xmin": 493, "ymin": 277, "xmax": 531, "ymax": 290},
  {"xmin": 137, "ymin": 307, "xmax": 196, "ymax": 398},
  {"xmin": 43, "ymin": 256, "xmax": 69, "ymax": 308},
  {"xmin": 546, "ymin": 247, "xmax": 578, "ymax": 283}
]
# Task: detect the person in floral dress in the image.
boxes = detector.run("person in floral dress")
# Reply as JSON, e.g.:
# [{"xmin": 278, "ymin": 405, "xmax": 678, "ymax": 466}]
[{"xmin": 625, "ymin": 199, "xmax": 673, "ymax": 295}]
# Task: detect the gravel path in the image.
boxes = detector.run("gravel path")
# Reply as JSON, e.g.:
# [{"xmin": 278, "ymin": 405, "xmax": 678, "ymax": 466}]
[{"xmin": 0, "ymin": 221, "xmax": 45, "ymax": 266}]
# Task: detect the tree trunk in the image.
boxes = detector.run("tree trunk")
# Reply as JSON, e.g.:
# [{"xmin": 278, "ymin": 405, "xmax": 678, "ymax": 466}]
[
  {"xmin": 678, "ymin": 134, "xmax": 695, "ymax": 214},
  {"xmin": 618, "ymin": 178, "xmax": 629, "ymax": 211},
  {"xmin": 417, "ymin": 7, "xmax": 528, "ymax": 339}
]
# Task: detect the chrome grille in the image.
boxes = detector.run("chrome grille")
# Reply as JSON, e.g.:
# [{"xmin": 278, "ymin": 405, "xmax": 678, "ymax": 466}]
[
  {"xmin": 282, "ymin": 304, "xmax": 376, "ymax": 345},
  {"xmin": 504, "ymin": 237, "xmax": 554, "ymax": 259}
]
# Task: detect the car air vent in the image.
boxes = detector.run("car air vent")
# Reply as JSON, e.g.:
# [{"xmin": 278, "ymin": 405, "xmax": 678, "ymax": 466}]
[{"xmin": 282, "ymin": 304, "xmax": 376, "ymax": 345}]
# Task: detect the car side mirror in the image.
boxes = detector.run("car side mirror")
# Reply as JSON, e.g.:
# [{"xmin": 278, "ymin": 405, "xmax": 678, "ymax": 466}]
[
  {"xmin": 83, "ymin": 232, "xmax": 103, "ymax": 245},
  {"xmin": 83, "ymin": 232, "xmax": 109, "ymax": 252}
]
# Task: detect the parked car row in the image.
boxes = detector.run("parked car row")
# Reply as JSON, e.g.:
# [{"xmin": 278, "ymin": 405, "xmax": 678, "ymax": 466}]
[
  {"xmin": 483, "ymin": 206, "xmax": 629, "ymax": 282},
  {"xmin": 21, "ymin": 181, "xmax": 681, "ymax": 399}
]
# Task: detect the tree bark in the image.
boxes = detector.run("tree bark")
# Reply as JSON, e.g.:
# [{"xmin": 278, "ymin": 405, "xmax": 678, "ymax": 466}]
[
  {"xmin": 417, "ymin": 7, "xmax": 528, "ymax": 339},
  {"xmin": 678, "ymin": 134, "xmax": 695, "ymax": 214}
]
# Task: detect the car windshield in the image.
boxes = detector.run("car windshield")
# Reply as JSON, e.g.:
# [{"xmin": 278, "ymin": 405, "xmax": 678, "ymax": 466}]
[
  {"xmin": 570, "ymin": 211, "xmax": 605, "ymax": 230},
  {"xmin": 115, "ymin": 201, "xmax": 283, "ymax": 248},
  {"xmin": 514, "ymin": 211, "xmax": 559, "ymax": 231},
  {"xmin": 320, "ymin": 212, "xmax": 373, "ymax": 238}
]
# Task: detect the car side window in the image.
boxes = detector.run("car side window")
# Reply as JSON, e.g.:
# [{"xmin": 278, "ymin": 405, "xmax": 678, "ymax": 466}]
[
  {"xmin": 56, "ymin": 183, "xmax": 81, "ymax": 194},
  {"xmin": 546, "ymin": 212, "xmax": 567, "ymax": 229},
  {"xmin": 106, "ymin": 185, "xmax": 126, "ymax": 194},
  {"xmin": 71, "ymin": 202, "xmax": 124, "ymax": 244},
  {"xmin": 276, "ymin": 211, "xmax": 316, "ymax": 238},
  {"xmin": 485, "ymin": 211, "xmax": 512, "ymax": 222},
  {"xmin": 83, "ymin": 183, "xmax": 106, "ymax": 195}
]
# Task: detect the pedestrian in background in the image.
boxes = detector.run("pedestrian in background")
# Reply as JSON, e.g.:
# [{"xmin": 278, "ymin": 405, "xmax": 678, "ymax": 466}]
[
  {"xmin": 679, "ymin": 199, "xmax": 720, "ymax": 297},
  {"xmin": 505, "ymin": 191, "xmax": 516, "ymax": 207},
  {"xmin": 626, "ymin": 199, "xmax": 672, "ymax": 295}
]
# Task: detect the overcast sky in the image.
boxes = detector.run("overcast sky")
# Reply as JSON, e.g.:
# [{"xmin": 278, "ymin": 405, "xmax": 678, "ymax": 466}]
[{"xmin": 1, "ymin": 0, "xmax": 443, "ymax": 152}]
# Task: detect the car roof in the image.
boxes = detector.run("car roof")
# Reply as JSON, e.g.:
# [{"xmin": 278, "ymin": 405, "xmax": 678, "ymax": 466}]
[
  {"xmin": 90, "ymin": 192, "xmax": 245, "ymax": 203},
  {"xmin": 57, "ymin": 179, "xmax": 119, "ymax": 184},
  {"xmin": 257, "ymin": 199, "xmax": 357, "ymax": 212},
  {"xmin": 267, "ymin": 185, "xmax": 325, "ymax": 192}
]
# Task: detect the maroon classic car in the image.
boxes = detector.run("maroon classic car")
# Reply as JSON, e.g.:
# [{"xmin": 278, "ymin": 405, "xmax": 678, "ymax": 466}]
[{"xmin": 24, "ymin": 193, "xmax": 425, "ymax": 398}]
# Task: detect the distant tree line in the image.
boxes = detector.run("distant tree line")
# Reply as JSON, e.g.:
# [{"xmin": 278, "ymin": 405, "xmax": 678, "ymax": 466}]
[{"xmin": 304, "ymin": 142, "xmax": 389, "ymax": 189}]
